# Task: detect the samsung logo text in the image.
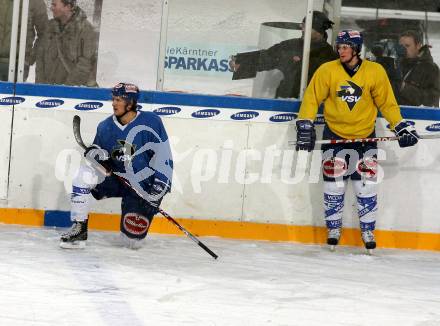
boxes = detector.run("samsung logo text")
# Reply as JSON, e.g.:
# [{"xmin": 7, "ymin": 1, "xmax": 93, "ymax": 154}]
[
  {"xmin": 75, "ymin": 102, "xmax": 103, "ymax": 111},
  {"xmin": 230, "ymin": 111, "xmax": 259, "ymax": 121},
  {"xmin": 269, "ymin": 113, "xmax": 297, "ymax": 122},
  {"xmin": 191, "ymin": 109, "xmax": 220, "ymax": 118},
  {"xmin": 36, "ymin": 99, "xmax": 64, "ymax": 108}
]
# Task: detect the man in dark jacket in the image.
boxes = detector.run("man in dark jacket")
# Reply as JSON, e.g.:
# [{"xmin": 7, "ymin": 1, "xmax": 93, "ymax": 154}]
[
  {"xmin": 397, "ymin": 30, "xmax": 440, "ymax": 107},
  {"xmin": 229, "ymin": 11, "xmax": 338, "ymax": 99}
]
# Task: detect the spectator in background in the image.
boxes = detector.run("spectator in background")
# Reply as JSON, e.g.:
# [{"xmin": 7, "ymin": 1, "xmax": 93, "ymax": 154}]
[
  {"xmin": 26, "ymin": 0, "xmax": 49, "ymax": 80},
  {"xmin": 0, "ymin": 0, "xmax": 48, "ymax": 82},
  {"xmin": 229, "ymin": 11, "xmax": 337, "ymax": 99},
  {"xmin": 36, "ymin": 0, "xmax": 98, "ymax": 86},
  {"xmin": 0, "ymin": 0, "xmax": 13, "ymax": 81},
  {"xmin": 397, "ymin": 30, "xmax": 440, "ymax": 107}
]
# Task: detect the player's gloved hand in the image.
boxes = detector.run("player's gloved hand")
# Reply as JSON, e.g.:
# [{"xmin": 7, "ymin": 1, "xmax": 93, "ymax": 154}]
[
  {"xmin": 146, "ymin": 179, "xmax": 170, "ymax": 212},
  {"xmin": 393, "ymin": 120, "xmax": 419, "ymax": 148},
  {"xmin": 84, "ymin": 145, "xmax": 110, "ymax": 167},
  {"xmin": 295, "ymin": 119, "xmax": 316, "ymax": 152}
]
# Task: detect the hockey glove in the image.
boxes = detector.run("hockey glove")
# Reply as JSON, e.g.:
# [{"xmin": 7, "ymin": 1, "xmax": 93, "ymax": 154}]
[
  {"xmin": 295, "ymin": 119, "xmax": 316, "ymax": 152},
  {"xmin": 146, "ymin": 179, "xmax": 170, "ymax": 211},
  {"xmin": 84, "ymin": 145, "xmax": 111, "ymax": 169},
  {"xmin": 394, "ymin": 120, "xmax": 419, "ymax": 148}
]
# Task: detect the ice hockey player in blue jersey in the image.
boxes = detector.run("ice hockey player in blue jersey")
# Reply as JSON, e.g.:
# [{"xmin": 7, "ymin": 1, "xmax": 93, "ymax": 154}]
[{"xmin": 60, "ymin": 82, "xmax": 173, "ymax": 249}]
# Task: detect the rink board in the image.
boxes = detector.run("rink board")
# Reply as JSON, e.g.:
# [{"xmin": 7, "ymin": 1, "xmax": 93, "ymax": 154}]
[
  {"xmin": 0, "ymin": 83, "xmax": 14, "ymax": 200},
  {"xmin": 0, "ymin": 208, "xmax": 440, "ymax": 251},
  {"xmin": 1, "ymin": 82, "xmax": 440, "ymax": 250}
]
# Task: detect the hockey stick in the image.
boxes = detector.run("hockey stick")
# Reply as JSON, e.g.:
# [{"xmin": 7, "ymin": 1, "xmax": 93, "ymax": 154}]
[
  {"xmin": 72, "ymin": 115, "xmax": 218, "ymax": 259},
  {"xmin": 288, "ymin": 133, "xmax": 440, "ymax": 146}
]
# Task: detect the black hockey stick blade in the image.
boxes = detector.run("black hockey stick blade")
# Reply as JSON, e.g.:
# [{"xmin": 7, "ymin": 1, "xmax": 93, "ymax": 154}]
[{"xmin": 72, "ymin": 115, "xmax": 87, "ymax": 150}]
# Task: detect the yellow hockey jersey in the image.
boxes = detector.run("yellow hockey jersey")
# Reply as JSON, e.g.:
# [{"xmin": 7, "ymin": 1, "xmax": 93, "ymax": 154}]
[{"xmin": 298, "ymin": 59, "xmax": 403, "ymax": 139}]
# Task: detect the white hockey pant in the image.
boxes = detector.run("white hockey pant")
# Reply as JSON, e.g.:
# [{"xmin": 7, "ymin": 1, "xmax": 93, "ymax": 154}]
[{"xmin": 70, "ymin": 165, "xmax": 99, "ymax": 222}]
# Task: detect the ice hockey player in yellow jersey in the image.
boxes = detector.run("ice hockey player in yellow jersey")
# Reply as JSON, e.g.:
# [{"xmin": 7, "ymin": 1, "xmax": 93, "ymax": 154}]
[{"xmin": 295, "ymin": 30, "xmax": 419, "ymax": 253}]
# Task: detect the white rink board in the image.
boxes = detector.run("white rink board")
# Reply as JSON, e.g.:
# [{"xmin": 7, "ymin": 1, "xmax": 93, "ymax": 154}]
[
  {"xmin": 242, "ymin": 122, "xmax": 321, "ymax": 226},
  {"xmin": 8, "ymin": 109, "xmax": 85, "ymax": 210},
  {"xmin": 2, "ymin": 91, "xmax": 440, "ymax": 235},
  {"xmin": 375, "ymin": 119, "xmax": 440, "ymax": 233},
  {"xmin": 161, "ymin": 118, "xmax": 248, "ymax": 221},
  {"xmin": 0, "ymin": 106, "xmax": 13, "ymax": 199},
  {"xmin": 6, "ymin": 107, "xmax": 249, "ymax": 221},
  {"xmin": 8, "ymin": 109, "xmax": 122, "ymax": 213}
]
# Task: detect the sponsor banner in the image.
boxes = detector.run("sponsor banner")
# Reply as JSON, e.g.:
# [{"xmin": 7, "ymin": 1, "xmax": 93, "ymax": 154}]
[
  {"xmin": 74, "ymin": 101, "xmax": 104, "ymax": 111},
  {"xmin": 0, "ymin": 96, "xmax": 25, "ymax": 106},
  {"xmin": 269, "ymin": 113, "xmax": 297, "ymax": 123},
  {"xmin": 13, "ymin": 95, "xmax": 113, "ymax": 113},
  {"xmin": 11, "ymin": 95, "xmax": 440, "ymax": 129},
  {"xmin": 164, "ymin": 42, "xmax": 253, "ymax": 78},
  {"xmin": 191, "ymin": 109, "xmax": 221, "ymax": 119},
  {"xmin": 9, "ymin": 94, "xmax": 301, "ymax": 123},
  {"xmin": 35, "ymin": 99, "xmax": 65, "ymax": 108},
  {"xmin": 230, "ymin": 111, "xmax": 259, "ymax": 121},
  {"xmin": 154, "ymin": 106, "xmax": 182, "ymax": 116},
  {"xmin": 426, "ymin": 122, "xmax": 440, "ymax": 132},
  {"xmin": 17, "ymin": 94, "xmax": 440, "ymax": 127}
]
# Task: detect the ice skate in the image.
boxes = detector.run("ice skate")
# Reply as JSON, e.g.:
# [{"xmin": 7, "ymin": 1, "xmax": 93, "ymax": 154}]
[
  {"xmin": 327, "ymin": 228, "xmax": 341, "ymax": 252},
  {"xmin": 60, "ymin": 220, "xmax": 88, "ymax": 249},
  {"xmin": 361, "ymin": 230, "xmax": 376, "ymax": 255}
]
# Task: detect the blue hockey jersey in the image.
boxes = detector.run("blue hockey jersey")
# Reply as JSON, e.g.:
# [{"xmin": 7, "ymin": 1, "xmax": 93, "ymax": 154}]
[{"xmin": 92, "ymin": 111, "xmax": 173, "ymax": 192}]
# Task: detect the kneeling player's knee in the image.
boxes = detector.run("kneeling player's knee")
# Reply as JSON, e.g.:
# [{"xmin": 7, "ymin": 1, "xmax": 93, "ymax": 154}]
[{"xmin": 120, "ymin": 212, "xmax": 152, "ymax": 240}]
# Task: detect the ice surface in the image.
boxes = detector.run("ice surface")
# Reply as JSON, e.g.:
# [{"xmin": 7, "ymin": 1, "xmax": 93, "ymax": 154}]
[{"xmin": 0, "ymin": 224, "xmax": 439, "ymax": 326}]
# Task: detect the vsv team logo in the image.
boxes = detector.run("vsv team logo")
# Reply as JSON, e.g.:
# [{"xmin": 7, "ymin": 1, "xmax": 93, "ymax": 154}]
[
  {"xmin": 112, "ymin": 140, "xmax": 136, "ymax": 162},
  {"xmin": 337, "ymin": 81, "xmax": 362, "ymax": 110}
]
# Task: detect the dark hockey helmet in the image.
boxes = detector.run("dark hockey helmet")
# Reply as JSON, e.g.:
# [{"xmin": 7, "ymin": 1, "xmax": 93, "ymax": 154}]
[
  {"xmin": 302, "ymin": 11, "xmax": 334, "ymax": 35},
  {"xmin": 111, "ymin": 82, "xmax": 140, "ymax": 103},
  {"xmin": 335, "ymin": 29, "xmax": 363, "ymax": 53}
]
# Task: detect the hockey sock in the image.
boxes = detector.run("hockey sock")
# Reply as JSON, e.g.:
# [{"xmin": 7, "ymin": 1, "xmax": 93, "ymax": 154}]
[
  {"xmin": 353, "ymin": 180, "xmax": 377, "ymax": 231},
  {"xmin": 323, "ymin": 181, "xmax": 346, "ymax": 229}
]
